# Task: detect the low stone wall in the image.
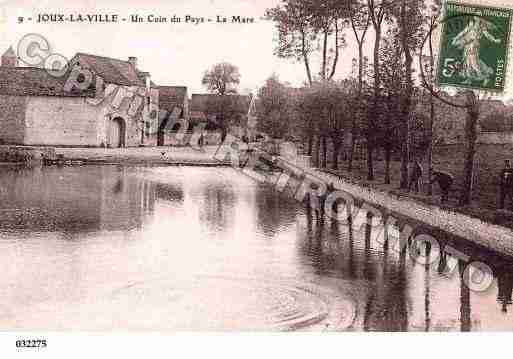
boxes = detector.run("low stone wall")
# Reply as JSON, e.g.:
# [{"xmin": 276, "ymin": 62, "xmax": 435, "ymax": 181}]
[
  {"xmin": 163, "ymin": 131, "xmax": 222, "ymax": 146},
  {"xmin": 478, "ymin": 132, "xmax": 513, "ymax": 145},
  {"xmin": 0, "ymin": 146, "xmax": 56, "ymax": 163},
  {"xmin": 279, "ymin": 155, "xmax": 513, "ymax": 258}
]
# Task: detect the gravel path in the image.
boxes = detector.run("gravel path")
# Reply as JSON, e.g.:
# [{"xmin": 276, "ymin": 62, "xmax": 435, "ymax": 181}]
[{"xmin": 55, "ymin": 146, "xmax": 230, "ymax": 165}]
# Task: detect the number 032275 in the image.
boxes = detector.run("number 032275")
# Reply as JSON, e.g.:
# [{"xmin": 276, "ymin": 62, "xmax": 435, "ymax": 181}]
[{"xmin": 15, "ymin": 339, "xmax": 47, "ymax": 348}]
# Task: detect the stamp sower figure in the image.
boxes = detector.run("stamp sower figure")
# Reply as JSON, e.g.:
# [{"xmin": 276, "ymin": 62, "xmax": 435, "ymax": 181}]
[
  {"xmin": 431, "ymin": 171, "xmax": 454, "ymax": 204},
  {"xmin": 499, "ymin": 160, "xmax": 513, "ymax": 210},
  {"xmin": 409, "ymin": 159, "xmax": 423, "ymax": 193},
  {"xmin": 452, "ymin": 16, "xmax": 501, "ymax": 86}
]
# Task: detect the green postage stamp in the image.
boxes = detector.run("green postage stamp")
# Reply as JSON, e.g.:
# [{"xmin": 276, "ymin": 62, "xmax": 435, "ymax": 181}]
[{"xmin": 437, "ymin": 1, "xmax": 513, "ymax": 92}]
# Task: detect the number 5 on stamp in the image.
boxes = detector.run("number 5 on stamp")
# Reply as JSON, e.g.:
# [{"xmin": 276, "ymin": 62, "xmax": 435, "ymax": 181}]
[{"xmin": 437, "ymin": 1, "xmax": 513, "ymax": 92}]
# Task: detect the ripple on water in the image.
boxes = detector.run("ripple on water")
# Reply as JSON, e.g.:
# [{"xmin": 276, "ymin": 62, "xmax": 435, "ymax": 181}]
[{"xmin": 110, "ymin": 275, "xmax": 357, "ymax": 331}]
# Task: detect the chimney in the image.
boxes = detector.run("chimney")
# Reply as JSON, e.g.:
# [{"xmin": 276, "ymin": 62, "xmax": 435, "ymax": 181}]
[
  {"xmin": 128, "ymin": 56, "xmax": 137, "ymax": 69},
  {"xmin": 2, "ymin": 46, "xmax": 18, "ymax": 67}
]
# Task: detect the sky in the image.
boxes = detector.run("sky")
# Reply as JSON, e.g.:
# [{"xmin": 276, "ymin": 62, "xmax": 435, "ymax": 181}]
[
  {"xmin": 0, "ymin": 0, "xmax": 511, "ymax": 99},
  {"xmin": 0, "ymin": 0, "xmax": 327, "ymax": 95}
]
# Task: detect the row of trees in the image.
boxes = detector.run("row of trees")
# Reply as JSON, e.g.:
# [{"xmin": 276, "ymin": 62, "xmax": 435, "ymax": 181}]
[{"xmin": 262, "ymin": 0, "xmax": 488, "ymax": 206}]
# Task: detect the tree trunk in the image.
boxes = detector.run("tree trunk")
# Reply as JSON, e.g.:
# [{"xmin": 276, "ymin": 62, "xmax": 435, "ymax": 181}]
[
  {"xmin": 367, "ymin": 142, "xmax": 374, "ymax": 181},
  {"xmin": 399, "ymin": 0, "xmax": 413, "ymax": 190},
  {"xmin": 350, "ymin": 41, "xmax": 365, "ymax": 174},
  {"xmin": 315, "ymin": 136, "xmax": 321, "ymax": 167},
  {"xmin": 332, "ymin": 141, "xmax": 340, "ymax": 170},
  {"xmin": 367, "ymin": 27, "xmax": 381, "ymax": 182},
  {"xmin": 427, "ymin": 18, "xmax": 436, "ymax": 196},
  {"xmin": 301, "ymin": 29, "xmax": 313, "ymax": 86},
  {"xmin": 459, "ymin": 92, "xmax": 479, "ymax": 206},
  {"xmin": 385, "ymin": 144, "xmax": 391, "ymax": 184},
  {"xmin": 307, "ymin": 133, "xmax": 313, "ymax": 156},
  {"xmin": 321, "ymin": 136, "xmax": 327, "ymax": 168},
  {"xmin": 348, "ymin": 125, "xmax": 356, "ymax": 172},
  {"xmin": 428, "ymin": 92, "xmax": 435, "ymax": 196},
  {"xmin": 322, "ymin": 28, "xmax": 329, "ymax": 80},
  {"xmin": 328, "ymin": 22, "xmax": 340, "ymax": 80}
]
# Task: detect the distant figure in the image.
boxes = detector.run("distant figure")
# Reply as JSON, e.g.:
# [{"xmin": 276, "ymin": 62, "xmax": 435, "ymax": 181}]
[
  {"xmin": 409, "ymin": 159, "xmax": 423, "ymax": 193},
  {"xmin": 308, "ymin": 182, "xmax": 335, "ymax": 220},
  {"xmin": 497, "ymin": 270, "xmax": 513, "ymax": 313},
  {"xmin": 320, "ymin": 182, "xmax": 336, "ymax": 218},
  {"xmin": 499, "ymin": 160, "xmax": 513, "ymax": 210},
  {"xmin": 431, "ymin": 171, "xmax": 454, "ymax": 204},
  {"xmin": 308, "ymin": 183, "xmax": 322, "ymax": 219}
]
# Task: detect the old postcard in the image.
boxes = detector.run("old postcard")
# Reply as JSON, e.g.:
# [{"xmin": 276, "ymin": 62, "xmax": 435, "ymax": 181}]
[{"xmin": 1, "ymin": 0, "xmax": 513, "ymax": 356}]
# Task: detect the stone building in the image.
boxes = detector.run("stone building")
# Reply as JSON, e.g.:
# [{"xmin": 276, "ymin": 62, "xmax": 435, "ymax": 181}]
[
  {"xmin": 157, "ymin": 86, "xmax": 189, "ymax": 146},
  {"xmin": 0, "ymin": 48, "xmax": 163, "ymax": 147}
]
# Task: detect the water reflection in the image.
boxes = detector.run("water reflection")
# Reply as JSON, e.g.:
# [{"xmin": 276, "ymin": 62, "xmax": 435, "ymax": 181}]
[
  {"xmin": 0, "ymin": 165, "xmax": 512, "ymax": 331},
  {"xmin": 497, "ymin": 269, "xmax": 513, "ymax": 313},
  {"xmin": 459, "ymin": 260, "xmax": 472, "ymax": 332},
  {"xmin": 0, "ymin": 165, "xmax": 155, "ymax": 233},
  {"xmin": 299, "ymin": 197, "xmax": 513, "ymax": 332}
]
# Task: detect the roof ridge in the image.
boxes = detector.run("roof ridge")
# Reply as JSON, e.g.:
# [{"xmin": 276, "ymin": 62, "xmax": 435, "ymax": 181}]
[
  {"xmin": 3, "ymin": 46, "xmax": 16, "ymax": 57},
  {"xmin": 159, "ymin": 85, "xmax": 187, "ymax": 88},
  {"xmin": 0, "ymin": 66, "xmax": 57, "ymax": 71},
  {"xmin": 76, "ymin": 52, "xmax": 131, "ymax": 64},
  {"xmin": 192, "ymin": 93, "xmax": 249, "ymax": 97}
]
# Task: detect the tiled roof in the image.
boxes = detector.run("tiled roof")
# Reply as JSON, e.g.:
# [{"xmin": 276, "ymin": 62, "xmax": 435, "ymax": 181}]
[
  {"xmin": 158, "ymin": 86, "xmax": 187, "ymax": 113},
  {"xmin": 3, "ymin": 46, "xmax": 15, "ymax": 58},
  {"xmin": 73, "ymin": 53, "xmax": 145, "ymax": 87},
  {"xmin": 0, "ymin": 67, "xmax": 95, "ymax": 97}
]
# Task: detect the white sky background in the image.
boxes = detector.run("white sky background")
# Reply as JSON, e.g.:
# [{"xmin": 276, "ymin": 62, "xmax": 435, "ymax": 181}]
[
  {"xmin": 0, "ymin": 0, "xmax": 511, "ymax": 99},
  {"xmin": 0, "ymin": 0, "xmax": 347, "ymax": 95}
]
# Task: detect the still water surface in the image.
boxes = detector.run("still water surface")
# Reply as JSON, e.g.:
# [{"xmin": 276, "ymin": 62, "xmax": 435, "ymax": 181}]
[{"xmin": 0, "ymin": 165, "xmax": 512, "ymax": 331}]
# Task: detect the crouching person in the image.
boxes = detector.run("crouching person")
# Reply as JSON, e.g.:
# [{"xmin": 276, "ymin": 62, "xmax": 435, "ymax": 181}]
[{"xmin": 431, "ymin": 171, "xmax": 454, "ymax": 204}]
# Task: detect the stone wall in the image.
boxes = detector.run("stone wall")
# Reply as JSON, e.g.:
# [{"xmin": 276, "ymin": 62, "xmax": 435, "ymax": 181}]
[
  {"xmin": 0, "ymin": 95, "xmax": 27, "ymax": 144},
  {"xmin": 416, "ymin": 95, "xmax": 512, "ymax": 145},
  {"xmin": 164, "ymin": 130, "xmax": 222, "ymax": 146},
  {"xmin": 24, "ymin": 96, "xmax": 102, "ymax": 146},
  {"xmin": 478, "ymin": 132, "xmax": 513, "ymax": 145},
  {"xmin": 94, "ymin": 84, "xmax": 159, "ymax": 147}
]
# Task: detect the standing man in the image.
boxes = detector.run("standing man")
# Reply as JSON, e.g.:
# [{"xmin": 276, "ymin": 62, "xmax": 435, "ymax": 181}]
[
  {"xmin": 499, "ymin": 160, "xmax": 513, "ymax": 210},
  {"xmin": 409, "ymin": 159, "xmax": 423, "ymax": 193}
]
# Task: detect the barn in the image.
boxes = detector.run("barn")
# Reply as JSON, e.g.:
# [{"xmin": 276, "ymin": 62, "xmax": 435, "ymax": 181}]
[{"xmin": 0, "ymin": 47, "xmax": 161, "ymax": 148}]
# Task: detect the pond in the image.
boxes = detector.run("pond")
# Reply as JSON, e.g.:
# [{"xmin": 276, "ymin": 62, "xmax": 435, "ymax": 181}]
[{"xmin": 0, "ymin": 165, "xmax": 511, "ymax": 331}]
